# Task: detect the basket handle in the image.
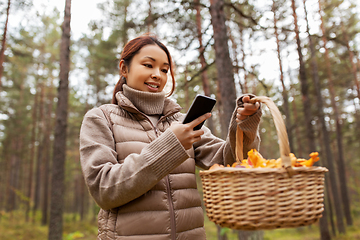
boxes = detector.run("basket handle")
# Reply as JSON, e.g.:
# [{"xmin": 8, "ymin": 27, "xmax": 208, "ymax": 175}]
[{"xmin": 235, "ymin": 96, "xmax": 295, "ymax": 177}]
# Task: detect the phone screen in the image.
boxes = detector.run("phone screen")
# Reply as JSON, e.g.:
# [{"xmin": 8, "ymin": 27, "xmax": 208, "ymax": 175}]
[{"xmin": 182, "ymin": 95, "xmax": 216, "ymax": 130}]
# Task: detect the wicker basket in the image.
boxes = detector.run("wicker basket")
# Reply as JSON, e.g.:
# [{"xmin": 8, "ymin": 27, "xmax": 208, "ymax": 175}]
[{"xmin": 199, "ymin": 96, "xmax": 328, "ymax": 230}]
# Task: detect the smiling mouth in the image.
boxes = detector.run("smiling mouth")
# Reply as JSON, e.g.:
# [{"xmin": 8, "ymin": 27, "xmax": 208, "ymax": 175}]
[{"xmin": 145, "ymin": 83, "xmax": 159, "ymax": 88}]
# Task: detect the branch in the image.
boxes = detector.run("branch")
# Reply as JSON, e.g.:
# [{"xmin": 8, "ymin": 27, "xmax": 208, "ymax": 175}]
[
  {"xmin": 177, "ymin": 60, "xmax": 216, "ymax": 89},
  {"xmin": 225, "ymin": 2, "xmax": 259, "ymax": 26}
]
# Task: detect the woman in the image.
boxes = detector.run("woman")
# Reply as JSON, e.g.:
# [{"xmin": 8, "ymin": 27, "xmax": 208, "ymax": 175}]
[{"xmin": 79, "ymin": 33, "xmax": 261, "ymax": 240}]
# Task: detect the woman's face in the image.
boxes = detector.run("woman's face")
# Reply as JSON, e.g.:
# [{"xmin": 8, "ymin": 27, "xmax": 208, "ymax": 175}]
[{"xmin": 120, "ymin": 44, "xmax": 170, "ymax": 93}]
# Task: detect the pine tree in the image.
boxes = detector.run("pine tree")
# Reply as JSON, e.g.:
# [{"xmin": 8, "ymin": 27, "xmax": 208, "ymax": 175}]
[{"xmin": 48, "ymin": 0, "xmax": 71, "ymax": 239}]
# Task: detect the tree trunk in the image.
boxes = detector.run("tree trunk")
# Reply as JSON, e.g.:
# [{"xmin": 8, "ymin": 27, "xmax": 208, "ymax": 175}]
[
  {"xmin": 26, "ymin": 82, "xmax": 39, "ymax": 221},
  {"xmin": 79, "ymin": 175, "xmax": 85, "ymax": 220},
  {"xmin": 122, "ymin": 0, "xmax": 130, "ymax": 47},
  {"xmin": 302, "ymin": 1, "xmax": 332, "ymax": 238},
  {"xmin": 272, "ymin": 0, "xmax": 293, "ymax": 152},
  {"xmin": 342, "ymin": 21, "xmax": 360, "ymax": 100},
  {"xmin": 0, "ymin": 0, "xmax": 11, "ymax": 91},
  {"xmin": 33, "ymin": 83, "xmax": 45, "ymax": 216},
  {"xmin": 6, "ymin": 139, "xmax": 18, "ymax": 212},
  {"xmin": 325, "ymin": 177, "xmax": 336, "ymax": 236},
  {"xmin": 290, "ymin": 0, "xmax": 316, "ymax": 153},
  {"xmin": 239, "ymin": 26, "xmax": 248, "ymax": 94},
  {"xmin": 147, "ymin": 0, "xmax": 152, "ymax": 33},
  {"xmin": 48, "ymin": 0, "xmax": 71, "ymax": 239},
  {"xmin": 216, "ymin": 78, "xmax": 226, "ymax": 139},
  {"xmin": 339, "ymin": 21, "xmax": 356, "ymax": 226},
  {"xmin": 287, "ymin": 51, "xmax": 303, "ymax": 157},
  {"xmin": 209, "ymin": 0, "xmax": 237, "ymax": 132},
  {"xmin": 184, "ymin": 65, "xmax": 190, "ymax": 110},
  {"xmin": 317, "ymin": 0, "xmax": 346, "ymax": 233},
  {"xmin": 41, "ymin": 85, "xmax": 54, "ymax": 225},
  {"xmin": 195, "ymin": 0, "xmax": 215, "ymax": 132}
]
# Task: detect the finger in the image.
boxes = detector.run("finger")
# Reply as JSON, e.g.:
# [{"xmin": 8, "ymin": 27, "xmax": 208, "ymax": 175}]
[
  {"xmin": 239, "ymin": 108, "xmax": 255, "ymax": 116},
  {"xmin": 238, "ymin": 107, "xmax": 257, "ymax": 117},
  {"xmin": 243, "ymin": 102, "xmax": 259, "ymax": 111},
  {"xmin": 188, "ymin": 113, "xmax": 211, "ymax": 129},
  {"xmin": 192, "ymin": 129, "xmax": 205, "ymax": 137},
  {"xmin": 242, "ymin": 95, "xmax": 250, "ymax": 103},
  {"xmin": 192, "ymin": 135, "xmax": 202, "ymax": 143}
]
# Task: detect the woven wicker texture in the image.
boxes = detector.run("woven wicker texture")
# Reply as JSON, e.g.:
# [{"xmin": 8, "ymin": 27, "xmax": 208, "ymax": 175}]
[{"xmin": 200, "ymin": 96, "xmax": 328, "ymax": 230}]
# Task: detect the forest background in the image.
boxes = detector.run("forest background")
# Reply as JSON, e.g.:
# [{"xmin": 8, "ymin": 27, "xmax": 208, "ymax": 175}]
[{"xmin": 0, "ymin": 0, "xmax": 359, "ymax": 239}]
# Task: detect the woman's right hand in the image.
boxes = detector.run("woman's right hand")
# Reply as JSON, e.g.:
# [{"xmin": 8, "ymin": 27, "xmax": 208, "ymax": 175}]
[{"xmin": 170, "ymin": 113, "xmax": 211, "ymax": 150}]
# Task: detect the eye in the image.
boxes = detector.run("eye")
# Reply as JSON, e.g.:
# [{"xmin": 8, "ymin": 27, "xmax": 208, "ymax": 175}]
[
  {"xmin": 162, "ymin": 69, "xmax": 169, "ymax": 74},
  {"xmin": 144, "ymin": 64, "xmax": 152, "ymax": 68}
]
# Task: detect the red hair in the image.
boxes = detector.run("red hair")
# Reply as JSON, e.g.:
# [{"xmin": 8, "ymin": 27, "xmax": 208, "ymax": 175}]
[{"xmin": 112, "ymin": 33, "xmax": 176, "ymax": 104}]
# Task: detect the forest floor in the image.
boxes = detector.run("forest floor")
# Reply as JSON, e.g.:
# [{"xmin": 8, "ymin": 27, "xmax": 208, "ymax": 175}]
[
  {"xmin": 0, "ymin": 211, "xmax": 359, "ymax": 240},
  {"xmin": 203, "ymin": 215, "xmax": 360, "ymax": 240}
]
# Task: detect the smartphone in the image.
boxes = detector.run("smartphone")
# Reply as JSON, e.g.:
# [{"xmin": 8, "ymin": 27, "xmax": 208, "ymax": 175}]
[{"xmin": 182, "ymin": 94, "xmax": 216, "ymax": 130}]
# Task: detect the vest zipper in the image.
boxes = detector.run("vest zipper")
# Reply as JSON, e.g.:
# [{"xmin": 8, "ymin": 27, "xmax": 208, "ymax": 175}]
[{"xmin": 165, "ymin": 176, "xmax": 176, "ymax": 240}]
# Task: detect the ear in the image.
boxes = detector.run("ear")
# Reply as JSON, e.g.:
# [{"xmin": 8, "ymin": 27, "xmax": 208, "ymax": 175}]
[{"xmin": 119, "ymin": 60, "xmax": 128, "ymax": 78}]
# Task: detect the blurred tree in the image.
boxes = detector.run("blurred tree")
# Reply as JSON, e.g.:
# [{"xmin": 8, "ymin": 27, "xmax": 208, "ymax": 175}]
[
  {"xmin": 272, "ymin": 0, "xmax": 293, "ymax": 152},
  {"xmin": 302, "ymin": 0, "xmax": 331, "ymax": 238},
  {"xmin": 0, "ymin": 0, "xmax": 31, "ymax": 92},
  {"xmin": 0, "ymin": 0, "xmax": 10, "ymax": 91},
  {"xmin": 195, "ymin": 0, "xmax": 214, "ymax": 132},
  {"xmin": 48, "ymin": 0, "xmax": 71, "ymax": 239},
  {"xmin": 317, "ymin": 0, "xmax": 346, "ymax": 233},
  {"xmin": 209, "ymin": 0, "xmax": 236, "ymax": 134},
  {"xmin": 290, "ymin": 0, "xmax": 316, "ymax": 154}
]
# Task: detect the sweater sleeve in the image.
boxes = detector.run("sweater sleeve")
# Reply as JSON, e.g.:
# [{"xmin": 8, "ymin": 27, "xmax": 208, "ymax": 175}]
[
  {"xmin": 194, "ymin": 95, "xmax": 262, "ymax": 169},
  {"xmin": 79, "ymin": 108, "xmax": 189, "ymax": 210}
]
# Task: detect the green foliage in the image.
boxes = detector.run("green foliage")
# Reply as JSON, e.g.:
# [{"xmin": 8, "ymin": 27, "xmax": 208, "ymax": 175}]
[
  {"xmin": 1, "ymin": 209, "xmax": 360, "ymax": 239},
  {"xmin": 203, "ymin": 214, "xmax": 360, "ymax": 240},
  {"xmin": 0, "ymin": 211, "xmax": 48, "ymax": 240},
  {"xmin": 63, "ymin": 231, "xmax": 84, "ymax": 240},
  {"xmin": 0, "ymin": 211, "xmax": 98, "ymax": 240}
]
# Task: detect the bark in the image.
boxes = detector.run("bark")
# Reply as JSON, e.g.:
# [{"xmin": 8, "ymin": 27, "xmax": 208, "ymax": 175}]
[
  {"xmin": 122, "ymin": 0, "xmax": 130, "ymax": 47},
  {"xmin": 6, "ymin": 82, "xmax": 25, "ymax": 212},
  {"xmin": 339, "ymin": 21, "xmax": 357, "ymax": 227},
  {"xmin": 325, "ymin": 177, "xmax": 336, "ymax": 236},
  {"xmin": 239, "ymin": 26, "xmax": 248, "ymax": 93},
  {"xmin": 0, "ymin": 0, "xmax": 11, "ymax": 91},
  {"xmin": 195, "ymin": 0, "xmax": 214, "ymax": 132},
  {"xmin": 286, "ymin": 50, "xmax": 303, "ymax": 157},
  {"xmin": 291, "ymin": 98, "xmax": 303, "ymax": 156},
  {"xmin": 26, "ymin": 83, "xmax": 39, "ymax": 221},
  {"xmin": 41, "ymin": 138, "xmax": 50, "ymax": 225},
  {"xmin": 342, "ymin": 22, "xmax": 360, "ymax": 100},
  {"xmin": 272, "ymin": 0, "xmax": 293, "ymax": 152},
  {"xmin": 48, "ymin": 0, "xmax": 71, "ymax": 239},
  {"xmin": 290, "ymin": 0, "xmax": 316, "ymax": 153},
  {"xmin": 79, "ymin": 176, "xmax": 85, "ymax": 220},
  {"xmin": 147, "ymin": 0, "xmax": 152, "ymax": 33},
  {"xmin": 33, "ymin": 83, "xmax": 45, "ymax": 215},
  {"xmin": 209, "ymin": 0, "xmax": 237, "ymax": 132},
  {"xmin": 6, "ymin": 140, "xmax": 18, "ymax": 212},
  {"xmin": 184, "ymin": 65, "xmax": 190, "ymax": 110},
  {"xmin": 302, "ymin": 1, "xmax": 332, "ymax": 238},
  {"xmin": 317, "ymin": 1, "xmax": 346, "ymax": 233},
  {"xmin": 209, "ymin": 1, "xmax": 236, "ymax": 235},
  {"xmin": 321, "ymin": 182, "xmax": 333, "ymax": 239},
  {"xmin": 41, "ymin": 85, "xmax": 54, "ymax": 225}
]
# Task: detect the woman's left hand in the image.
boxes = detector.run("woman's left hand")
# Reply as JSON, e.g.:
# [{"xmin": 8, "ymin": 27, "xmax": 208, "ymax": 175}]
[{"xmin": 236, "ymin": 95, "xmax": 260, "ymax": 123}]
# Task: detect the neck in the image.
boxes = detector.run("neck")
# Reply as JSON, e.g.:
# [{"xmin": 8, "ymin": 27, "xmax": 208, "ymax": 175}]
[{"xmin": 122, "ymin": 84, "xmax": 165, "ymax": 115}]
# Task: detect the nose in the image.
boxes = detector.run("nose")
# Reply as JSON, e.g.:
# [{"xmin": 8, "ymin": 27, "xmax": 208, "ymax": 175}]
[{"xmin": 151, "ymin": 68, "xmax": 161, "ymax": 80}]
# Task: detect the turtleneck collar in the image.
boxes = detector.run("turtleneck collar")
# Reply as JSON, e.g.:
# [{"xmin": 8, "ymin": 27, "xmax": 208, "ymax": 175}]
[{"xmin": 122, "ymin": 84, "xmax": 165, "ymax": 115}]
